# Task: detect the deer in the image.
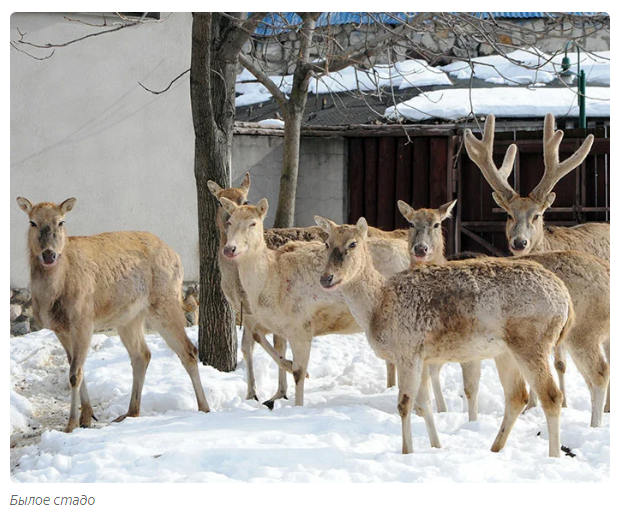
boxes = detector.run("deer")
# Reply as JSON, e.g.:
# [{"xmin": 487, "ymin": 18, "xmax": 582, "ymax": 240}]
[
  {"xmin": 398, "ymin": 200, "xmax": 610, "ymax": 427},
  {"xmin": 208, "ymin": 174, "xmax": 409, "ymax": 405},
  {"xmin": 16, "ymin": 197, "xmax": 210, "ymax": 433},
  {"xmin": 316, "ymin": 215, "xmax": 573, "ymax": 457},
  {"xmin": 464, "ymin": 113, "xmax": 610, "ymax": 411},
  {"xmin": 464, "ymin": 113, "xmax": 609, "ymax": 261}
]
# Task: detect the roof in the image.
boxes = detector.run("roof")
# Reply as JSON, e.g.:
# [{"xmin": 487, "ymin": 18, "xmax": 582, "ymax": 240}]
[{"xmin": 253, "ymin": 12, "xmax": 604, "ymax": 36}]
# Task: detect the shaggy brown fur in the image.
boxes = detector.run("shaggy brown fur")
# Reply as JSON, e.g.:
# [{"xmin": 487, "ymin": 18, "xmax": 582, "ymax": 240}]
[
  {"xmin": 317, "ymin": 216, "xmax": 572, "ymax": 457},
  {"xmin": 16, "ymin": 197, "xmax": 210, "ymax": 433},
  {"xmin": 208, "ymin": 174, "xmax": 409, "ymax": 402},
  {"xmin": 401, "ymin": 201, "xmax": 610, "ymax": 426}
]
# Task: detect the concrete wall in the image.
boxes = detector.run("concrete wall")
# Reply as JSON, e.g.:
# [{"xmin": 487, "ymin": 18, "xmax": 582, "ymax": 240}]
[
  {"xmin": 232, "ymin": 135, "xmax": 347, "ymax": 229},
  {"xmin": 10, "ymin": 12, "xmax": 348, "ymax": 287}
]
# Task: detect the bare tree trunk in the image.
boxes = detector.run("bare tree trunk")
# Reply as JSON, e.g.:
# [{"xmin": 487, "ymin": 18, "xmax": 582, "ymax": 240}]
[
  {"xmin": 274, "ymin": 109, "xmax": 303, "ymax": 228},
  {"xmin": 190, "ymin": 12, "xmax": 238, "ymax": 370}
]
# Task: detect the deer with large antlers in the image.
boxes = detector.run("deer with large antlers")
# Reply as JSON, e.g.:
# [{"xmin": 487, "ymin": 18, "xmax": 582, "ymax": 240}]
[
  {"xmin": 465, "ymin": 114, "xmax": 610, "ymax": 412},
  {"xmin": 16, "ymin": 197, "xmax": 210, "ymax": 432},
  {"xmin": 398, "ymin": 200, "xmax": 610, "ymax": 427},
  {"xmin": 464, "ymin": 113, "xmax": 609, "ymax": 261},
  {"xmin": 317, "ymin": 215, "xmax": 573, "ymax": 456}
]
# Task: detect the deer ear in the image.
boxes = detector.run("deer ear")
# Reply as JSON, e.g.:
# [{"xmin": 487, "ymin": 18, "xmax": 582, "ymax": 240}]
[
  {"xmin": 16, "ymin": 197, "xmax": 33, "ymax": 214},
  {"xmin": 255, "ymin": 198, "xmax": 268, "ymax": 218},
  {"xmin": 240, "ymin": 172, "xmax": 251, "ymax": 191},
  {"xmin": 219, "ymin": 197, "xmax": 238, "ymax": 214},
  {"xmin": 438, "ymin": 200, "xmax": 457, "ymax": 220},
  {"xmin": 491, "ymin": 192, "xmax": 510, "ymax": 211},
  {"xmin": 397, "ymin": 200, "xmax": 415, "ymax": 222},
  {"xmin": 314, "ymin": 215, "xmax": 335, "ymax": 234},
  {"xmin": 542, "ymin": 192, "xmax": 556, "ymax": 209},
  {"xmin": 356, "ymin": 217, "xmax": 368, "ymax": 239},
  {"xmin": 207, "ymin": 180, "xmax": 222, "ymax": 199},
  {"xmin": 60, "ymin": 198, "xmax": 76, "ymax": 214}
]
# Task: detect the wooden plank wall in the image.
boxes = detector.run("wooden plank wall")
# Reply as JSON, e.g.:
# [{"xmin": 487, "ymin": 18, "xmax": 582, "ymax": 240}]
[{"xmin": 348, "ymin": 135, "xmax": 455, "ymax": 254}]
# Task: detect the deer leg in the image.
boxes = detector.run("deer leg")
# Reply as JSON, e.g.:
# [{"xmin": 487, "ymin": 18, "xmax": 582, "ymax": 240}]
[
  {"xmin": 248, "ymin": 322, "xmax": 295, "ymax": 376},
  {"xmin": 57, "ymin": 326, "xmax": 92, "ymax": 433},
  {"xmin": 512, "ymin": 351, "xmax": 563, "ymax": 458},
  {"xmin": 603, "ymin": 338, "xmax": 610, "ymax": 413},
  {"xmin": 414, "ymin": 363, "xmax": 441, "ymax": 449},
  {"xmin": 491, "ymin": 352, "xmax": 529, "ymax": 454},
  {"xmin": 148, "ymin": 303, "xmax": 210, "ymax": 413},
  {"xmin": 114, "ymin": 315, "xmax": 152, "ymax": 423},
  {"xmin": 263, "ymin": 335, "xmax": 289, "ymax": 409},
  {"xmin": 386, "ymin": 361, "xmax": 396, "ymax": 389},
  {"xmin": 289, "ymin": 339, "xmax": 311, "ymax": 406},
  {"xmin": 397, "ymin": 356, "xmax": 424, "ymax": 454},
  {"xmin": 240, "ymin": 327, "xmax": 258, "ymax": 401},
  {"xmin": 461, "ymin": 360, "xmax": 481, "ymax": 422},
  {"xmin": 524, "ymin": 389, "xmax": 539, "ymax": 413},
  {"xmin": 554, "ymin": 342, "xmax": 567, "ymax": 408},
  {"xmin": 428, "ymin": 363, "xmax": 448, "ymax": 413},
  {"xmin": 565, "ymin": 330, "xmax": 609, "ymax": 427},
  {"xmin": 79, "ymin": 379, "xmax": 96, "ymax": 428}
]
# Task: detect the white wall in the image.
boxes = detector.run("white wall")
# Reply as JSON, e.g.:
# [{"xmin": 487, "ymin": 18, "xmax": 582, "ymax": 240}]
[{"xmin": 10, "ymin": 13, "xmax": 347, "ymax": 288}]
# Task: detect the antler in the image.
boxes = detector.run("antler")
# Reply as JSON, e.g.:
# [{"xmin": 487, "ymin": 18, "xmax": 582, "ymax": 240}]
[
  {"xmin": 530, "ymin": 113, "xmax": 595, "ymax": 202},
  {"xmin": 464, "ymin": 114, "xmax": 518, "ymax": 202}
]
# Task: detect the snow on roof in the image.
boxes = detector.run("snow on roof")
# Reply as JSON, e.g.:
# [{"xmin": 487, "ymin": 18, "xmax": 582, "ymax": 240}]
[
  {"xmin": 385, "ymin": 86, "xmax": 610, "ymax": 121},
  {"xmin": 236, "ymin": 50, "xmax": 610, "ymax": 122},
  {"xmin": 236, "ymin": 59, "xmax": 453, "ymax": 108}
]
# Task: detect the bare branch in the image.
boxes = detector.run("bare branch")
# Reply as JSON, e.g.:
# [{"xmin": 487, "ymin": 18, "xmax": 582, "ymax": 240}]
[
  {"xmin": 238, "ymin": 52, "xmax": 289, "ymax": 115},
  {"xmin": 138, "ymin": 69, "xmax": 191, "ymax": 95}
]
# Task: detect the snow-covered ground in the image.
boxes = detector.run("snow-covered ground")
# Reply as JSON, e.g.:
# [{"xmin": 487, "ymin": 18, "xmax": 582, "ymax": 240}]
[{"xmin": 10, "ymin": 327, "xmax": 609, "ymax": 483}]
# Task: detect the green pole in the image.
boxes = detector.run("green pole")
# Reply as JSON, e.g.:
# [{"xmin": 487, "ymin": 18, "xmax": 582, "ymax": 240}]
[{"xmin": 579, "ymin": 69, "xmax": 586, "ymax": 129}]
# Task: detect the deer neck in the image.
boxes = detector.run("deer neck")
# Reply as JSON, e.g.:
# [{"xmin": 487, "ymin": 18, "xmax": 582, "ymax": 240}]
[
  {"xmin": 340, "ymin": 256, "xmax": 386, "ymax": 333},
  {"xmin": 29, "ymin": 252, "xmax": 69, "ymax": 314},
  {"xmin": 235, "ymin": 237, "xmax": 272, "ymax": 307}
]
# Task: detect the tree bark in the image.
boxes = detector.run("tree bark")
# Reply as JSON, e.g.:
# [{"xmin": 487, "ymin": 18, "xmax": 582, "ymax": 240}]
[
  {"xmin": 273, "ymin": 15, "xmax": 318, "ymax": 228},
  {"xmin": 190, "ymin": 12, "xmax": 238, "ymax": 371}
]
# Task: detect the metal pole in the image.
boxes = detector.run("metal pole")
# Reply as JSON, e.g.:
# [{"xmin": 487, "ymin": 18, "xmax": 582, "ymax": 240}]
[{"xmin": 579, "ymin": 69, "xmax": 586, "ymax": 129}]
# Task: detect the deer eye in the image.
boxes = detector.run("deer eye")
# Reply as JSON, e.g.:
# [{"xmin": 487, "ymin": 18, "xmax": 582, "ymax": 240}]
[
  {"xmin": 325, "ymin": 243, "xmax": 330, "ymax": 249},
  {"xmin": 408, "ymin": 221, "xmax": 414, "ymax": 228},
  {"xmin": 533, "ymin": 214, "xmax": 541, "ymax": 222},
  {"xmin": 507, "ymin": 214, "xmax": 514, "ymax": 221},
  {"xmin": 434, "ymin": 223, "xmax": 440, "ymax": 229},
  {"xmin": 59, "ymin": 221, "xmax": 65, "ymax": 227},
  {"xmin": 29, "ymin": 221, "xmax": 37, "ymax": 228},
  {"xmin": 249, "ymin": 222, "xmax": 256, "ymax": 227},
  {"xmin": 348, "ymin": 242, "xmax": 357, "ymax": 249}
]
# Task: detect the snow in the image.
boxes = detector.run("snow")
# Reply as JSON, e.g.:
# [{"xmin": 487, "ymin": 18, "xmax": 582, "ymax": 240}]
[
  {"xmin": 235, "ymin": 59, "xmax": 453, "ymax": 107},
  {"xmin": 385, "ymin": 86, "xmax": 610, "ymax": 121},
  {"xmin": 441, "ymin": 49, "xmax": 610, "ymax": 86},
  {"xmin": 236, "ymin": 50, "xmax": 610, "ymax": 123},
  {"xmin": 10, "ymin": 327, "xmax": 609, "ymax": 483}
]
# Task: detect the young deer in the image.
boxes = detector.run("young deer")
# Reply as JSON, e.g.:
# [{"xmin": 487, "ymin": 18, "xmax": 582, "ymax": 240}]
[
  {"xmin": 399, "ymin": 200, "xmax": 610, "ymax": 427},
  {"xmin": 464, "ymin": 113, "xmax": 609, "ymax": 261},
  {"xmin": 218, "ymin": 197, "xmax": 362, "ymax": 406},
  {"xmin": 209, "ymin": 174, "xmax": 409, "ymax": 403},
  {"xmin": 317, "ymin": 216, "xmax": 572, "ymax": 457},
  {"xmin": 16, "ymin": 197, "xmax": 210, "ymax": 432},
  {"xmin": 465, "ymin": 114, "xmax": 610, "ymax": 411}
]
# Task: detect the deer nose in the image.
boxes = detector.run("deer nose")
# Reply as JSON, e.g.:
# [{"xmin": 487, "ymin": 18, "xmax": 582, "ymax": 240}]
[
  {"xmin": 41, "ymin": 249, "xmax": 58, "ymax": 265},
  {"xmin": 320, "ymin": 274, "xmax": 334, "ymax": 288},
  {"xmin": 414, "ymin": 244, "xmax": 429, "ymax": 257},
  {"xmin": 223, "ymin": 245, "xmax": 237, "ymax": 258},
  {"xmin": 512, "ymin": 238, "xmax": 528, "ymax": 251}
]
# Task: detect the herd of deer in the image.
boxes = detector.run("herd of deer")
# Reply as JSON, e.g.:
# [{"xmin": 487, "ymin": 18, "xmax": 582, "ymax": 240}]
[{"xmin": 17, "ymin": 114, "xmax": 610, "ymax": 459}]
